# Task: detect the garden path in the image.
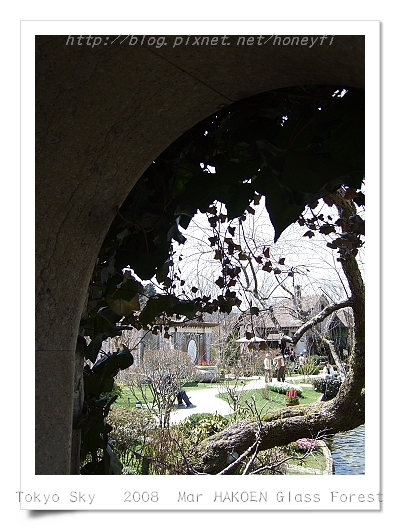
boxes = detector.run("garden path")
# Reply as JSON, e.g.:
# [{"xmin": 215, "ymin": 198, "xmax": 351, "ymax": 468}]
[{"xmin": 170, "ymin": 375, "xmax": 316, "ymax": 423}]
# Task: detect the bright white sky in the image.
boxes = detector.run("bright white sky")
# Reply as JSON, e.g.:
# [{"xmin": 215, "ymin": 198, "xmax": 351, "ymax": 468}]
[{"xmin": 171, "ymin": 192, "xmax": 365, "ymax": 310}]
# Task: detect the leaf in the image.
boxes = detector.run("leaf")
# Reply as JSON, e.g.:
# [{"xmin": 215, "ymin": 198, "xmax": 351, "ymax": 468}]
[
  {"xmin": 353, "ymin": 192, "xmax": 365, "ymax": 207},
  {"xmin": 172, "ymin": 301, "xmax": 197, "ymax": 320},
  {"xmin": 106, "ymin": 279, "xmax": 144, "ymax": 316},
  {"xmin": 255, "ymin": 168, "xmax": 305, "ymax": 241},
  {"xmin": 83, "ymin": 306, "xmax": 123, "ymax": 339},
  {"xmin": 131, "ymin": 245, "xmax": 170, "ymax": 281},
  {"xmin": 219, "ymin": 214, "xmax": 227, "ymax": 223},
  {"xmin": 139, "ymin": 295, "xmax": 178, "ymax": 327},
  {"xmin": 253, "ymin": 193, "xmax": 261, "ymax": 205},
  {"xmin": 214, "ymin": 250, "xmax": 222, "ymax": 261},
  {"xmin": 106, "ymin": 445, "xmax": 123, "ymax": 475},
  {"xmin": 283, "ymin": 151, "xmax": 356, "ymax": 195},
  {"xmin": 156, "ymin": 259, "xmax": 172, "ymax": 284},
  {"xmin": 106, "ymin": 294, "xmax": 140, "ymax": 316},
  {"xmin": 319, "ymin": 224, "xmax": 336, "ymax": 235},
  {"xmin": 112, "ymin": 279, "xmax": 144, "ymax": 300},
  {"xmin": 92, "ymin": 350, "xmax": 134, "ymax": 376},
  {"xmin": 225, "ymin": 184, "xmax": 255, "ymax": 220},
  {"xmin": 167, "ymin": 222, "xmax": 187, "ymax": 244},
  {"xmin": 323, "ymin": 194, "xmax": 336, "ymax": 206},
  {"xmin": 215, "ymin": 277, "xmax": 225, "ymax": 289},
  {"xmin": 83, "ymin": 371, "xmax": 106, "ymax": 397},
  {"xmin": 256, "ymin": 139, "xmax": 287, "ymax": 159}
]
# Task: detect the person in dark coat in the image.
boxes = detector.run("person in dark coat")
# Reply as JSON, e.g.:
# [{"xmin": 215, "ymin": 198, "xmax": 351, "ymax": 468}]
[
  {"xmin": 161, "ymin": 372, "xmax": 196, "ymax": 408},
  {"xmin": 275, "ymin": 352, "xmax": 286, "ymax": 382}
]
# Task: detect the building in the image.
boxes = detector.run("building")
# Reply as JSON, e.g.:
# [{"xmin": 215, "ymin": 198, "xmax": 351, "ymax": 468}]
[
  {"xmin": 102, "ymin": 316, "xmax": 219, "ymax": 366},
  {"xmin": 240, "ymin": 293, "xmax": 353, "ymax": 356}
]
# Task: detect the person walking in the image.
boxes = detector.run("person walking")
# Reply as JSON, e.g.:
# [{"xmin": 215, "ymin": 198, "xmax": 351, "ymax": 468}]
[
  {"xmin": 322, "ymin": 362, "xmax": 335, "ymax": 380},
  {"xmin": 289, "ymin": 348, "xmax": 296, "ymax": 370},
  {"xmin": 298, "ymin": 352, "xmax": 305, "ymax": 367},
  {"xmin": 263, "ymin": 351, "xmax": 273, "ymax": 383},
  {"xmin": 275, "ymin": 351, "xmax": 286, "ymax": 382}
]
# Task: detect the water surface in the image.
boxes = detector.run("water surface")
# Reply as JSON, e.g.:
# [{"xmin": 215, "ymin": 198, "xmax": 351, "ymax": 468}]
[{"xmin": 329, "ymin": 424, "xmax": 365, "ymax": 475}]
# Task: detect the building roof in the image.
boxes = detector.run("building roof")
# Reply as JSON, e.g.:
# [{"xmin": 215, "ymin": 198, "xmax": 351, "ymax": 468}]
[{"xmin": 250, "ymin": 294, "xmax": 332, "ymax": 330}]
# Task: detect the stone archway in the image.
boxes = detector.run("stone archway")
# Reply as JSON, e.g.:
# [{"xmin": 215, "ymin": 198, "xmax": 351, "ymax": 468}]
[{"xmin": 35, "ymin": 35, "xmax": 364, "ymax": 474}]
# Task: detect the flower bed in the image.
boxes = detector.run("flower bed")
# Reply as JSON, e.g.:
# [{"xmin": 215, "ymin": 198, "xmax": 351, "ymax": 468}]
[
  {"xmin": 285, "ymin": 389, "xmax": 300, "ymax": 405},
  {"xmin": 267, "ymin": 381, "xmax": 303, "ymax": 397},
  {"xmin": 196, "ymin": 360, "xmax": 214, "ymax": 366}
]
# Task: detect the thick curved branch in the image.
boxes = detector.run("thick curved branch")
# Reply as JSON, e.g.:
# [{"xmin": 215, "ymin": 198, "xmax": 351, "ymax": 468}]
[
  {"xmin": 291, "ymin": 297, "xmax": 353, "ymax": 344},
  {"xmin": 190, "ymin": 391, "xmax": 364, "ymax": 474}
]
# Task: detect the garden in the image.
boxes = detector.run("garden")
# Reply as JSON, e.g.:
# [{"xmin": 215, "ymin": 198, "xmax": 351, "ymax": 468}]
[{"xmin": 99, "ymin": 354, "xmax": 340, "ymax": 475}]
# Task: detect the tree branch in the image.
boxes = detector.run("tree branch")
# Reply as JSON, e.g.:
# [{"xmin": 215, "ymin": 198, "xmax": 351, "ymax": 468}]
[{"xmin": 291, "ymin": 298, "xmax": 353, "ymax": 344}]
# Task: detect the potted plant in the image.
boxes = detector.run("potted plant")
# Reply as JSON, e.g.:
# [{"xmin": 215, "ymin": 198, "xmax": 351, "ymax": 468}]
[{"xmin": 285, "ymin": 389, "xmax": 300, "ymax": 406}]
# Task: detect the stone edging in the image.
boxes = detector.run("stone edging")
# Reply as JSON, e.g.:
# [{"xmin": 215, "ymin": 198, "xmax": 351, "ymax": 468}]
[{"xmin": 318, "ymin": 440, "xmax": 334, "ymax": 475}]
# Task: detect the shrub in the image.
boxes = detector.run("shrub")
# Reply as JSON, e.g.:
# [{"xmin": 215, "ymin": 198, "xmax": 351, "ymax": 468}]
[
  {"xmin": 235, "ymin": 348, "xmax": 265, "ymax": 377},
  {"xmin": 101, "ymin": 379, "xmax": 124, "ymax": 400},
  {"xmin": 249, "ymin": 446, "xmax": 289, "ymax": 475},
  {"xmin": 128, "ymin": 349, "xmax": 196, "ymax": 427},
  {"xmin": 310, "ymin": 355, "xmax": 328, "ymax": 366},
  {"xmin": 296, "ymin": 438, "xmax": 318, "ymax": 452},
  {"xmin": 107, "ymin": 406, "xmax": 157, "ymax": 468},
  {"xmin": 313, "ymin": 378, "xmax": 342, "ymax": 400},
  {"xmin": 178, "ymin": 412, "xmax": 229, "ymax": 445},
  {"xmin": 297, "ymin": 361, "xmax": 320, "ymax": 376}
]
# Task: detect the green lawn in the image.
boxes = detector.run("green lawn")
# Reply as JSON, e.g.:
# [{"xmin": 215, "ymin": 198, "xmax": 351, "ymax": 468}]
[
  {"xmin": 115, "ymin": 385, "xmax": 153, "ymax": 408},
  {"xmin": 115, "ymin": 380, "xmax": 242, "ymax": 408},
  {"xmin": 217, "ymin": 386, "xmax": 321, "ymax": 415},
  {"xmin": 115, "ymin": 380, "xmax": 322, "ymax": 411},
  {"xmin": 286, "ymin": 444, "xmax": 327, "ymax": 474}
]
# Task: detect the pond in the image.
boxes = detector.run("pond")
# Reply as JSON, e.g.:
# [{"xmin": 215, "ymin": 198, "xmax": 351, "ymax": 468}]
[{"xmin": 328, "ymin": 424, "xmax": 365, "ymax": 475}]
